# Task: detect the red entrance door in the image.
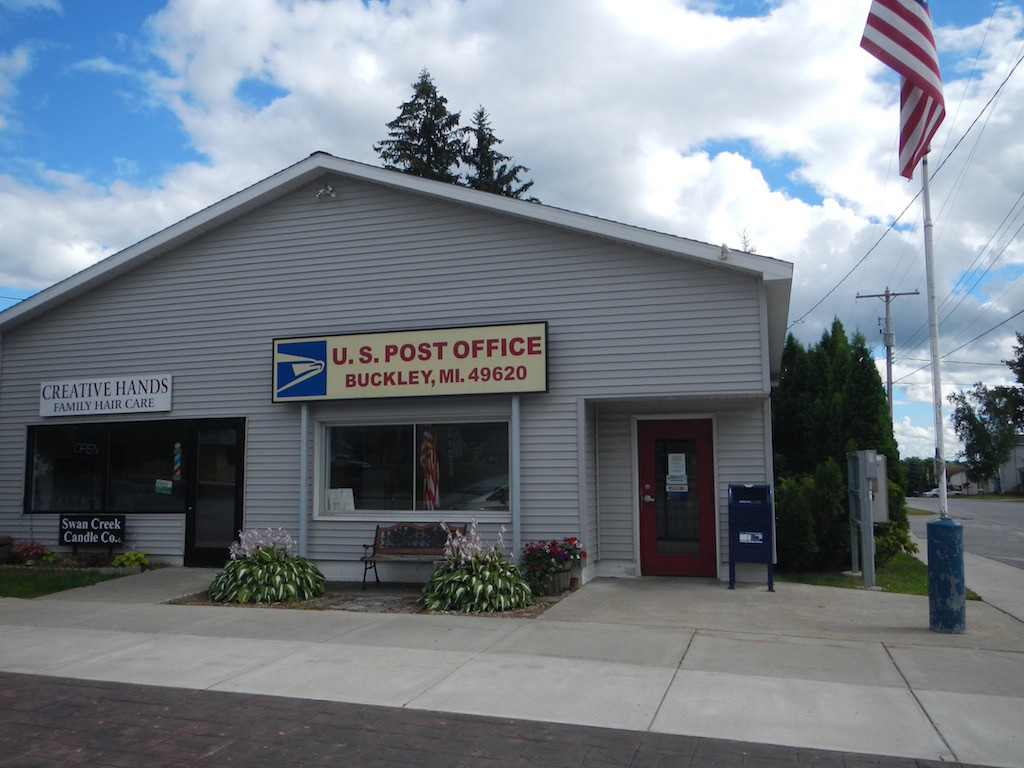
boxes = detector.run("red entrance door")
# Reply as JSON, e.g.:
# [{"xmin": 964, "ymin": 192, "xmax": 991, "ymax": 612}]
[{"xmin": 638, "ymin": 419, "xmax": 717, "ymax": 576}]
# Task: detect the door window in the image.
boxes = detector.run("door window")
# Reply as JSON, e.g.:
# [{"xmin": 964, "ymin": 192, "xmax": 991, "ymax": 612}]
[{"xmin": 653, "ymin": 439, "xmax": 699, "ymax": 554}]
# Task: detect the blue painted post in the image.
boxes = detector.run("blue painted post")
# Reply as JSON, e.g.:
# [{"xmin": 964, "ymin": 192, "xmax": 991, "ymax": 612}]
[{"xmin": 927, "ymin": 517, "xmax": 965, "ymax": 633}]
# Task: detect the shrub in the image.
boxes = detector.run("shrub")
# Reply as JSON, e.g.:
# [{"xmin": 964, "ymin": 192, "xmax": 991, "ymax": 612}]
[
  {"xmin": 208, "ymin": 528, "xmax": 325, "ymax": 603},
  {"xmin": 39, "ymin": 550, "xmax": 63, "ymax": 566},
  {"xmin": 774, "ymin": 475, "xmax": 818, "ymax": 572},
  {"xmin": 420, "ymin": 520, "xmax": 533, "ymax": 613},
  {"xmin": 774, "ymin": 459, "xmax": 849, "ymax": 572},
  {"xmin": 112, "ymin": 550, "xmax": 150, "ymax": 570},
  {"xmin": 776, "ymin": 462, "xmax": 916, "ymax": 572},
  {"xmin": 519, "ymin": 537, "xmax": 586, "ymax": 595},
  {"xmin": 874, "ymin": 479, "xmax": 917, "ymax": 566}
]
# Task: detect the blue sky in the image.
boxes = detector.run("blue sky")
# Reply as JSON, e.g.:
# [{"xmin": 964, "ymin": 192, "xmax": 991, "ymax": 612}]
[{"xmin": 1, "ymin": 0, "xmax": 1022, "ymax": 461}]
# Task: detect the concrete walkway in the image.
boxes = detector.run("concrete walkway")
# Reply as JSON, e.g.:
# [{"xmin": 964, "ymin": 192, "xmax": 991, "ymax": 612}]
[{"xmin": 1, "ymin": 561, "xmax": 1022, "ymax": 767}]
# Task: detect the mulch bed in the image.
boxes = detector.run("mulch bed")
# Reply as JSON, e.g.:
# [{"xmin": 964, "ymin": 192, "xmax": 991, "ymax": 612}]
[{"xmin": 171, "ymin": 581, "xmax": 558, "ymax": 618}]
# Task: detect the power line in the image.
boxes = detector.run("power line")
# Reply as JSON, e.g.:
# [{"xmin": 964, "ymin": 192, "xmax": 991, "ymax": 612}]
[
  {"xmin": 790, "ymin": 35, "xmax": 1024, "ymax": 338},
  {"xmin": 893, "ymin": 306, "xmax": 1024, "ymax": 385},
  {"xmin": 786, "ymin": 193, "xmax": 919, "ymax": 329}
]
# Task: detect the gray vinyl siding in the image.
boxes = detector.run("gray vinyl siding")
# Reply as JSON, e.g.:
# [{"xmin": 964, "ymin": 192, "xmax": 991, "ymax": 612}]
[
  {"xmin": 0, "ymin": 174, "xmax": 772, "ymax": 561},
  {"xmin": 595, "ymin": 405, "xmax": 636, "ymax": 563},
  {"xmin": 581, "ymin": 399, "xmax": 598, "ymax": 562},
  {"xmin": 594, "ymin": 399, "xmax": 770, "ymax": 571}
]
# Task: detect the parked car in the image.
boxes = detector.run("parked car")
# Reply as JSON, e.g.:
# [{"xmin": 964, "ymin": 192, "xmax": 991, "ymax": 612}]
[
  {"xmin": 447, "ymin": 477, "xmax": 509, "ymax": 511},
  {"xmin": 923, "ymin": 487, "xmax": 960, "ymax": 497}
]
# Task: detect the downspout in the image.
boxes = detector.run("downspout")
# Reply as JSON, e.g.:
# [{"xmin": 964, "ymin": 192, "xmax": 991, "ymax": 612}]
[
  {"xmin": 299, "ymin": 402, "xmax": 309, "ymax": 556},
  {"xmin": 511, "ymin": 394, "xmax": 521, "ymax": 555},
  {"xmin": 594, "ymin": 402, "xmax": 600, "ymax": 562}
]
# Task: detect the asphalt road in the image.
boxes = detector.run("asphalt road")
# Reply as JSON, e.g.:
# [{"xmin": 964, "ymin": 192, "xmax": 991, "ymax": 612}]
[{"xmin": 904, "ymin": 496, "xmax": 1024, "ymax": 570}]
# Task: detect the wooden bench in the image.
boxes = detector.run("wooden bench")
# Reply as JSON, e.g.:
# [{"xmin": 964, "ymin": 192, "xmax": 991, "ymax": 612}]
[{"xmin": 360, "ymin": 522, "xmax": 463, "ymax": 589}]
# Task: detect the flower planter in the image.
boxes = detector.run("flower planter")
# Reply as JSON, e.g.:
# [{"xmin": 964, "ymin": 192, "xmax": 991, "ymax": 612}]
[{"xmin": 544, "ymin": 568, "xmax": 571, "ymax": 596}]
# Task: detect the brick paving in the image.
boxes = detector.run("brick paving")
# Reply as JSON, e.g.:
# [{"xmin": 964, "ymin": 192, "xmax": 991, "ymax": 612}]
[{"xmin": 0, "ymin": 672, "xmax": 990, "ymax": 768}]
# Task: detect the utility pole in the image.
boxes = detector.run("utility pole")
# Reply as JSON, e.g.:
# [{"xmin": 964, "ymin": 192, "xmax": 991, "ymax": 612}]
[{"xmin": 856, "ymin": 287, "xmax": 919, "ymax": 420}]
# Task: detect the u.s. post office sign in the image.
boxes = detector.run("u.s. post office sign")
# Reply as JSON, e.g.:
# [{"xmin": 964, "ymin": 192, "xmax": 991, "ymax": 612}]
[{"xmin": 273, "ymin": 322, "xmax": 547, "ymax": 401}]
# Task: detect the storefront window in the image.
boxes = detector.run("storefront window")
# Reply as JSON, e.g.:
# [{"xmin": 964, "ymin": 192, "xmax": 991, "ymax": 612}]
[
  {"xmin": 325, "ymin": 422, "xmax": 509, "ymax": 512},
  {"xmin": 108, "ymin": 422, "xmax": 189, "ymax": 512},
  {"xmin": 29, "ymin": 424, "xmax": 106, "ymax": 512},
  {"xmin": 27, "ymin": 422, "xmax": 191, "ymax": 514}
]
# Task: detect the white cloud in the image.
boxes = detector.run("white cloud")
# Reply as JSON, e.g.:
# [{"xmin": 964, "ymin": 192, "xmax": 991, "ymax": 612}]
[
  {"xmin": 0, "ymin": 0, "xmax": 60, "ymax": 12},
  {"xmin": 0, "ymin": 44, "xmax": 34, "ymax": 130},
  {"xmin": 0, "ymin": 0, "xmax": 1021, "ymax": 464}
]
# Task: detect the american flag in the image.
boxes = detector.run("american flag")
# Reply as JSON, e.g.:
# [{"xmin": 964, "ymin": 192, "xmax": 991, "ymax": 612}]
[
  {"xmin": 419, "ymin": 427, "xmax": 438, "ymax": 511},
  {"xmin": 861, "ymin": 0, "xmax": 945, "ymax": 179}
]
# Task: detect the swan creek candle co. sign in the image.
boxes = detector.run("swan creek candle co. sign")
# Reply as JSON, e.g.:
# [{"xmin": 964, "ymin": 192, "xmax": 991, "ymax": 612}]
[{"xmin": 58, "ymin": 515, "xmax": 126, "ymax": 548}]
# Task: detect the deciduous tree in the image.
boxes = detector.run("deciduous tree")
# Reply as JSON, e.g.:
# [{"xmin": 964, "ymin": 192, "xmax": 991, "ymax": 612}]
[{"xmin": 948, "ymin": 332, "xmax": 1024, "ymax": 489}]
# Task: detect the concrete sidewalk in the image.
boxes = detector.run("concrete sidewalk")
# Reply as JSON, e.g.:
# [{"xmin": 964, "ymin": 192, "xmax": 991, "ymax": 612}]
[{"xmin": 1, "ymin": 564, "xmax": 1022, "ymax": 767}]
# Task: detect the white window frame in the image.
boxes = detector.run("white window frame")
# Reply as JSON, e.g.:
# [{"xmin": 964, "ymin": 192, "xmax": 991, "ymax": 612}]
[{"xmin": 313, "ymin": 416, "xmax": 513, "ymax": 524}]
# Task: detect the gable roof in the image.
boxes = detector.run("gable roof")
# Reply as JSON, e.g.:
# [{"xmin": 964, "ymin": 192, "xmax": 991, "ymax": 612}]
[{"xmin": 0, "ymin": 152, "xmax": 793, "ymax": 375}]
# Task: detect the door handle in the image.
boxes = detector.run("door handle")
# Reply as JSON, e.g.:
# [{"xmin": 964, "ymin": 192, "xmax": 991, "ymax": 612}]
[{"xmin": 642, "ymin": 495, "xmax": 655, "ymax": 503}]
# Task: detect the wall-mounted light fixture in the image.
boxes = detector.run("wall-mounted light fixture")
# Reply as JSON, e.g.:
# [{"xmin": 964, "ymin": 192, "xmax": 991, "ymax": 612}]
[{"xmin": 316, "ymin": 185, "xmax": 336, "ymax": 200}]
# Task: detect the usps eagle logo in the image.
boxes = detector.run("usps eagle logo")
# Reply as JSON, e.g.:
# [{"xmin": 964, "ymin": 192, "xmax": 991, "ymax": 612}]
[{"xmin": 275, "ymin": 340, "xmax": 327, "ymax": 399}]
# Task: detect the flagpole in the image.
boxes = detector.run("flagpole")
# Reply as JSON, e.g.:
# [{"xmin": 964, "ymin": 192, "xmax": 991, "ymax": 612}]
[
  {"xmin": 921, "ymin": 155, "xmax": 948, "ymax": 520},
  {"xmin": 921, "ymin": 154, "xmax": 965, "ymax": 633}
]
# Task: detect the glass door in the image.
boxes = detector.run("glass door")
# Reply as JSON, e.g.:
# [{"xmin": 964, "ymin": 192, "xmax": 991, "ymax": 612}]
[
  {"xmin": 637, "ymin": 419, "xmax": 716, "ymax": 576},
  {"xmin": 184, "ymin": 420, "xmax": 244, "ymax": 566}
]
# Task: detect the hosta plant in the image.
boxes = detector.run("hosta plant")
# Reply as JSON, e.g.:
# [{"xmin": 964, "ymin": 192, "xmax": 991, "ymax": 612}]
[
  {"xmin": 419, "ymin": 520, "xmax": 533, "ymax": 613},
  {"xmin": 208, "ymin": 528, "xmax": 325, "ymax": 604},
  {"xmin": 112, "ymin": 550, "xmax": 150, "ymax": 570}
]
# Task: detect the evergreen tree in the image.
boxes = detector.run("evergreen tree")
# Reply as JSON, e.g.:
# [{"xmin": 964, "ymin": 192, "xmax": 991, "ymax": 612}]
[
  {"xmin": 808, "ymin": 320, "xmax": 852, "ymax": 468},
  {"xmin": 773, "ymin": 334, "xmax": 814, "ymax": 475},
  {"xmin": 845, "ymin": 332, "xmax": 899, "ymax": 464},
  {"xmin": 901, "ymin": 457, "xmax": 933, "ymax": 495},
  {"xmin": 461, "ymin": 106, "xmax": 536, "ymax": 200},
  {"xmin": 771, "ymin": 318, "xmax": 913, "ymax": 571},
  {"xmin": 374, "ymin": 69, "xmax": 466, "ymax": 183}
]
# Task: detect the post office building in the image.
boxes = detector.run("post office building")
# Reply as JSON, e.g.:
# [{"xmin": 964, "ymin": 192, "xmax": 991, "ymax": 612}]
[{"xmin": 0, "ymin": 153, "xmax": 793, "ymax": 582}]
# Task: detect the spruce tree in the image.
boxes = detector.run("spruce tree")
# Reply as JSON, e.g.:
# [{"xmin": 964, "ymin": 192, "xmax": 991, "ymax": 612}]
[
  {"xmin": 461, "ymin": 106, "xmax": 536, "ymax": 200},
  {"xmin": 771, "ymin": 318, "xmax": 913, "ymax": 570},
  {"xmin": 374, "ymin": 69, "xmax": 466, "ymax": 183}
]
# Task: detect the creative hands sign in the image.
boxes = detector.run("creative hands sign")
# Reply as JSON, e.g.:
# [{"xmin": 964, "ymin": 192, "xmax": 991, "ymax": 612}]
[
  {"xmin": 40, "ymin": 375, "xmax": 172, "ymax": 417},
  {"xmin": 273, "ymin": 322, "xmax": 547, "ymax": 401}
]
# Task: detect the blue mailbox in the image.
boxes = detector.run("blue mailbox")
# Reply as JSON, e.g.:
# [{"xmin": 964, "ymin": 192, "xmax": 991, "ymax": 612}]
[{"xmin": 728, "ymin": 483, "xmax": 774, "ymax": 591}]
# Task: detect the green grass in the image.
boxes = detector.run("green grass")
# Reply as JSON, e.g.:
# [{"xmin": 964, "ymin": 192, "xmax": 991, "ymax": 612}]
[
  {"xmin": 905, "ymin": 505, "xmax": 934, "ymax": 515},
  {"xmin": 0, "ymin": 567, "xmax": 126, "ymax": 598},
  {"xmin": 777, "ymin": 552, "xmax": 982, "ymax": 600}
]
